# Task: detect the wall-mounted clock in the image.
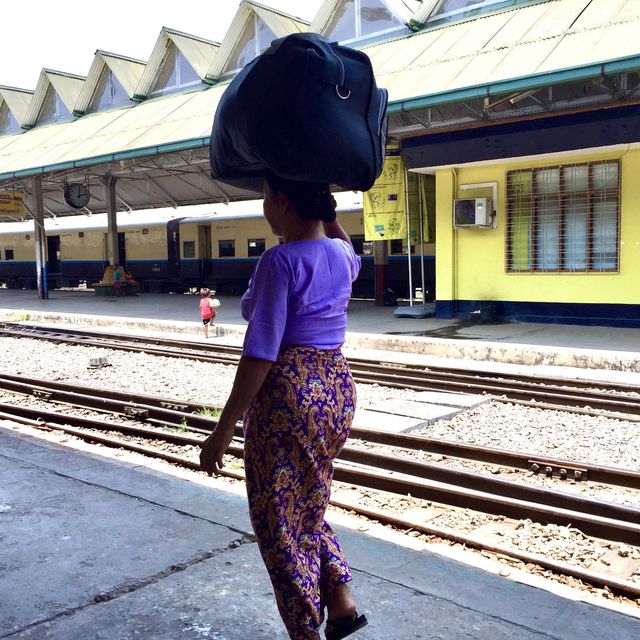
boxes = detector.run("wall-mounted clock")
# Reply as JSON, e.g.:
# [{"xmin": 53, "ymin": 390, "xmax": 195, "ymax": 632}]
[{"xmin": 64, "ymin": 183, "xmax": 90, "ymax": 209}]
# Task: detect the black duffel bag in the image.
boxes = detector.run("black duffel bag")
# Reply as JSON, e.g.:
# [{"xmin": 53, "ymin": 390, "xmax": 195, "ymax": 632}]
[{"xmin": 209, "ymin": 32, "xmax": 388, "ymax": 193}]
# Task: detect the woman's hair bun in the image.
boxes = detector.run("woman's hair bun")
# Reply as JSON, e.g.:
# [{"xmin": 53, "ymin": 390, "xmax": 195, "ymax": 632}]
[{"xmin": 266, "ymin": 173, "xmax": 337, "ymax": 222}]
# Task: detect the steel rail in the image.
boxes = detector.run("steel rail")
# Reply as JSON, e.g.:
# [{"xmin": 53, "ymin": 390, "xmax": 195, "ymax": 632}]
[
  {"xmin": 4, "ymin": 409, "xmax": 637, "ymax": 602},
  {"xmin": 1, "ymin": 401, "xmax": 640, "ymax": 545},
  {"xmin": 2, "ymin": 372, "xmax": 640, "ymax": 491},
  {"xmin": 2, "ymin": 324, "xmax": 639, "ymax": 415},
  {"xmin": 4, "ymin": 321, "xmax": 639, "ymax": 396}
]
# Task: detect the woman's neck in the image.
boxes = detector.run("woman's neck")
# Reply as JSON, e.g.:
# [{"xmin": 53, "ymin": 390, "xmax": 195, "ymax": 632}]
[{"xmin": 283, "ymin": 219, "xmax": 325, "ymax": 243}]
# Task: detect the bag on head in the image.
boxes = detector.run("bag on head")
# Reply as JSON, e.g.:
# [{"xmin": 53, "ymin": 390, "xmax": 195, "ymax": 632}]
[{"xmin": 210, "ymin": 33, "xmax": 388, "ymax": 193}]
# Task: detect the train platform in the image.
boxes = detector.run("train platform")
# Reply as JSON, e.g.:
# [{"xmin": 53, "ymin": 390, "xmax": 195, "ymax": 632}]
[
  {"xmin": 2, "ymin": 423, "xmax": 640, "ymax": 640},
  {"xmin": 1, "ymin": 289, "xmax": 639, "ymax": 383}
]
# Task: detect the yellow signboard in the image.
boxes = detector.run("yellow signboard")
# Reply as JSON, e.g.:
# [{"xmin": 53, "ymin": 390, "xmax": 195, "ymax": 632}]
[
  {"xmin": 0, "ymin": 192, "xmax": 25, "ymax": 217},
  {"xmin": 363, "ymin": 148, "xmax": 406, "ymax": 241}
]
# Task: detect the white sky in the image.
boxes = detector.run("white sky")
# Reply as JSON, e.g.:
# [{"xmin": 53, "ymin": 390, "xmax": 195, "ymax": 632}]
[{"xmin": 0, "ymin": 0, "xmax": 325, "ymax": 89}]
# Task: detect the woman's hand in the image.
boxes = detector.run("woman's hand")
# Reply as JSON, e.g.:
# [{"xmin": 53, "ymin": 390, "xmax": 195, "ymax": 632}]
[
  {"xmin": 199, "ymin": 355, "xmax": 274, "ymax": 476},
  {"xmin": 200, "ymin": 419, "xmax": 236, "ymax": 476}
]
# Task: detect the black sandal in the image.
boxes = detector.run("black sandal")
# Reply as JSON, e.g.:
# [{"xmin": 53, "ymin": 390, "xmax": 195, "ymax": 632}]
[{"xmin": 325, "ymin": 612, "xmax": 368, "ymax": 640}]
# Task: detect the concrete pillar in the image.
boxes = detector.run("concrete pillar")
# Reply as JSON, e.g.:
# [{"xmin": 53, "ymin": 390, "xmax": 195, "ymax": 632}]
[
  {"xmin": 31, "ymin": 176, "xmax": 48, "ymax": 299},
  {"xmin": 373, "ymin": 240, "xmax": 388, "ymax": 306},
  {"xmin": 105, "ymin": 175, "xmax": 119, "ymax": 265}
]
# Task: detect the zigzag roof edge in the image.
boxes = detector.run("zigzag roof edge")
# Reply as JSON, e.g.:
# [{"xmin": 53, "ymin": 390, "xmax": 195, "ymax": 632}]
[
  {"xmin": 74, "ymin": 51, "xmax": 147, "ymax": 115},
  {"xmin": 0, "ymin": 86, "xmax": 33, "ymax": 125},
  {"xmin": 205, "ymin": 0, "xmax": 308, "ymax": 81},
  {"xmin": 133, "ymin": 27, "xmax": 217, "ymax": 100},
  {"xmin": 22, "ymin": 69, "xmax": 85, "ymax": 128}
]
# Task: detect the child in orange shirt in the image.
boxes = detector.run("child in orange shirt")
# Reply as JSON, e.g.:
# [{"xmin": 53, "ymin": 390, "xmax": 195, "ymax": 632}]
[{"xmin": 199, "ymin": 288, "xmax": 221, "ymax": 338}]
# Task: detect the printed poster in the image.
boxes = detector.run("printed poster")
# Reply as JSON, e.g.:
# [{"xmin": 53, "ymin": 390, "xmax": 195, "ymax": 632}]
[{"xmin": 363, "ymin": 148, "xmax": 406, "ymax": 241}]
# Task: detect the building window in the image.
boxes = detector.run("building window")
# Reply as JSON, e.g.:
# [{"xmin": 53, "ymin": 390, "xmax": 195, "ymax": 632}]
[
  {"xmin": 247, "ymin": 238, "xmax": 265, "ymax": 257},
  {"xmin": 218, "ymin": 239, "xmax": 235, "ymax": 257},
  {"xmin": 506, "ymin": 161, "xmax": 620, "ymax": 273},
  {"xmin": 5, "ymin": 248, "xmax": 14, "ymax": 260},
  {"xmin": 183, "ymin": 241, "xmax": 196, "ymax": 259}
]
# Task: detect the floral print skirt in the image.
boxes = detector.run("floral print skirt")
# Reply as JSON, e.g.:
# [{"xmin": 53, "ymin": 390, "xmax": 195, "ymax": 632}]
[{"xmin": 243, "ymin": 345, "xmax": 356, "ymax": 640}]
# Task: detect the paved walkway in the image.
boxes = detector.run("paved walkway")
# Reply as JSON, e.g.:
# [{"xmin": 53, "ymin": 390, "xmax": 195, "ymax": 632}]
[{"xmin": 2, "ymin": 425, "xmax": 639, "ymax": 640}]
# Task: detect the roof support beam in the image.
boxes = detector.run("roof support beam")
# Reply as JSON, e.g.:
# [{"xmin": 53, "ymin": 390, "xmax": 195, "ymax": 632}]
[
  {"xmin": 105, "ymin": 175, "xmax": 119, "ymax": 266},
  {"xmin": 30, "ymin": 176, "xmax": 48, "ymax": 299}
]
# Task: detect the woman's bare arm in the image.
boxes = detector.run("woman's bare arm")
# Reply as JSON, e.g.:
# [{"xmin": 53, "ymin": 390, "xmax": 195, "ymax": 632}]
[{"xmin": 200, "ymin": 355, "xmax": 273, "ymax": 475}]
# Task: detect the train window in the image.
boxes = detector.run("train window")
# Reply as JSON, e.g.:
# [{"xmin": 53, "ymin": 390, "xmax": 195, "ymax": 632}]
[
  {"xmin": 390, "ymin": 240, "xmax": 414, "ymax": 255},
  {"xmin": 390, "ymin": 239, "xmax": 403, "ymax": 254},
  {"xmin": 183, "ymin": 241, "xmax": 196, "ymax": 259},
  {"xmin": 5, "ymin": 248, "xmax": 14, "ymax": 260},
  {"xmin": 247, "ymin": 238, "xmax": 265, "ymax": 257},
  {"xmin": 219, "ymin": 239, "xmax": 235, "ymax": 257},
  {"xmin": 351, "ymin": 235, "xmax": 365, "ymax": 254}
]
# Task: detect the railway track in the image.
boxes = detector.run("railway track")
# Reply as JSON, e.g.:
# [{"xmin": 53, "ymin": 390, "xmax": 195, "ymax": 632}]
[
  {"xmin": 2, "ymin": 371, "xmax": 640, "ymax": 492},
  {"xmin": 1, "ymin": 376, "xmax": 640, "ymax": 600},
  {"xmin": 2, "ymin": 322, "xmax": 640, "ymax": 417}
]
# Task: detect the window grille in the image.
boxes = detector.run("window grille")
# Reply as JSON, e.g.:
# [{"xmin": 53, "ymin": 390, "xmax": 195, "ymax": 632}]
[{"xmin": 506, "ymin": 160, "xmax": 620, "ymax": 273}]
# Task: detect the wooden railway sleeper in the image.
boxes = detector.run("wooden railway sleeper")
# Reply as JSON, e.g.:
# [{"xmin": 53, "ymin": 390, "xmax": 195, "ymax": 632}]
[{"xmin": 124, "ymin": 406, "xmax": 150, "ymax": 420}]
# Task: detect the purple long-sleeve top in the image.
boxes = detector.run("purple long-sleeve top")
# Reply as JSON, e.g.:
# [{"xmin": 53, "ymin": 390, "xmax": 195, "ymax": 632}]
[{"xmin": 241, "ymin": 238, "xmax": 361, "ymax": 361}]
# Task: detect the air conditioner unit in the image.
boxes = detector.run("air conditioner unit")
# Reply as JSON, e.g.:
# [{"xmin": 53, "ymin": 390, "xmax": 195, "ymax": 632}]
[{"xmin": 453, "ymin": 198, "xmax": 492, "ymax": 228}]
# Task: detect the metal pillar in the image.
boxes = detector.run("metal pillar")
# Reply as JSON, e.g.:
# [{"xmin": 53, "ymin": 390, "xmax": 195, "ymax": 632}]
[
  {"xmin": 31, "ymin": 176, "xmax": 48, "ymax": 299},
  {"xmin": 105, "ymin": 175, "xmax": 119, "ymax": 265},
  {"xmin": 373, "ymin": 240, "xmax": 388, "ymax": 307}
]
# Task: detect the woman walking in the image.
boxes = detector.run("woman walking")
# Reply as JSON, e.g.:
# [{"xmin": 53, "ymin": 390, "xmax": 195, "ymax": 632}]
[{"xmin": 200, "ymin": 174, "xmax": 367, "ymax": 640}]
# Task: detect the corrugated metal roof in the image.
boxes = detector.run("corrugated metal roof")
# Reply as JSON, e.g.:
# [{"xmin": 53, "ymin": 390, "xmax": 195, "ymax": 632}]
[
  {"xmin": 0, "ymin": 86, "xmax": 33, "ymax": 125},
  {"xmin": 0, "ymin": 0, "xmax": 638, "ymax": 210},
  {"xmin": 310, "ymin": 0, "xmax": 418, "ymax": 34},
  {"xmin": 102, "ymin": 52, "xmax": 147, "ymax": 97},
  {"xmin": 205, "ymin": 1, "xmax": 309, "ymax": 81},
  {"xmin": 74, "ymin": 52, "xmax": 146, "ymax": 116},
  {"xmin": 22, "ymin": 70, "xmax": 86, "ymax": 128},
  {"xmin": 365, "ymin": 0, "xmax": 640, "ymax": 104},
  {"xmin": 133, "ymin": 28, "xmax": 219, "ymax": 99}
]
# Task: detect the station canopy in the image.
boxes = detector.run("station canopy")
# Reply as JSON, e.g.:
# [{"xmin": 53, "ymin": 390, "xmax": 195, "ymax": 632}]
[{"xmin": 0, "ymin": 0, "xmax": 639, "ymax": 223}]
